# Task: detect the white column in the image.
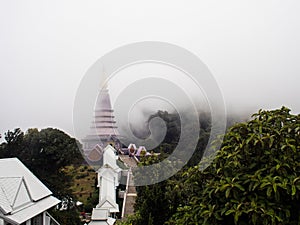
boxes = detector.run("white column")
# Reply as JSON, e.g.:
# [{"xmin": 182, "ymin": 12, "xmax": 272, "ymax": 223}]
[{"xmin": 43, "ymin": 211, "xmax": 46, "ymax": 225}]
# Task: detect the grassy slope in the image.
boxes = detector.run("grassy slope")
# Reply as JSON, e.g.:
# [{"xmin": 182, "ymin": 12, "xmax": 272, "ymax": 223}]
[{"xmin": 64, "ymin": 164, "xmax": 97, "ymax": 205}]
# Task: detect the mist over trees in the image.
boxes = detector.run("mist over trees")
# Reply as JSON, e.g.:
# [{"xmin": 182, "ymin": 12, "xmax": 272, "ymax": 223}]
[
  {"xmin": 146, "ymin": 109, "xmax": 241, "ymax": 165},
  {"xmin": 120, "ymin": 107, "xmax": 300, "ymax": 225},
  {"xmin": 120, "ymin": 109, "xmax": 242, "ymax": 225}
]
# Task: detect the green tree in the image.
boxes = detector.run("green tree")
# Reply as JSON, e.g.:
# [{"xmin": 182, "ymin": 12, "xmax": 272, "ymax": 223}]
[
  {"xmin": 49, "ymin": 207, "xmax": 81, "ymax": 225},
  {"xmin": 169, "ymin": 107, "xmax": 300, "ymax": 225},
  {"xmin": 0, "ymin": 128, "xmax": 24, "ymax": 157},
  {"xmin": 128, "ymin": 154, "xmax": 186, "ymax": 225}
]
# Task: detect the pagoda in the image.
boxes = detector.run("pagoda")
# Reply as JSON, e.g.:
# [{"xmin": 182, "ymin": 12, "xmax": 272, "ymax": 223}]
[{"xmin": 82, "ymin": 86, "xmax": 121, "ymax": 164}]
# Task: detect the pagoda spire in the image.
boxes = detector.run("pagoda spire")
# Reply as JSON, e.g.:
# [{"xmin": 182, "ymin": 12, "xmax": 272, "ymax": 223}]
[
  {"xmin": 82, "ymin": 85, "xmax": 121, "ymax": 163},
  {"xmin": 93, "ymin": 86, "xmax": 119, "ymax": 138}
]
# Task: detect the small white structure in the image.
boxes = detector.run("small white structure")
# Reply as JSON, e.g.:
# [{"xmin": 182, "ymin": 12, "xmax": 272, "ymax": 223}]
[
  {"xmin": 0, "ymin": 158, "xmax": 60, "ymax": 225},
  {"xmin": 89, "ymin": 145, "xmax": 121, "ymax": 225},
  {"xmin": 127, "ymin": 144, "xmax": 137, "ymax": 155},
  {"xmin": 89, "ymin": 208, "xmax": 115, "ymax": 225},
  {"xmin": 135, "ymin": 146, "xmax": 151, "ymax": 157}
]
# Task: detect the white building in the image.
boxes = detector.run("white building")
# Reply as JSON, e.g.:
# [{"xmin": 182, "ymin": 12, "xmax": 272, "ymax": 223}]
[
  {"xmin": 0, "ymin": 158, "xmax": 60, "ymax": 225},
  {"xmin": 89, "ymin": 145, "xmax": 122, "ymax": 225},
  {"xmin": 127, "ymin": 144, "xmax": 137, "ymax": 155}
]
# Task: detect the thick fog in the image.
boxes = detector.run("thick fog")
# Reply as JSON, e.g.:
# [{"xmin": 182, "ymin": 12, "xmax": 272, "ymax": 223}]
[{"xmin": 1, "ymin": 0, "xmax": 300, "ymax": 140}]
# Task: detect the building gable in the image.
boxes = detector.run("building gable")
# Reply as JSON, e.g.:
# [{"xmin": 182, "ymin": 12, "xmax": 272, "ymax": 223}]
[{"xmin": 0, "ymin": 158, "xmax": 60, "ymax": 224}]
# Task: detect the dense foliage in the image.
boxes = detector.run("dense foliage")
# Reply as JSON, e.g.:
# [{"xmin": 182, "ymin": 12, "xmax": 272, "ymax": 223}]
[
  {"xmin": 132, "ymin": 155, "xmax": 183, "ymax": 225},
  {"xmin": 120, "ymin": 107, "xmax": 300, "ymax": 225},
  {"xmin": 169, "ymin": 107, "xmax": 300, "ymax": 225}
]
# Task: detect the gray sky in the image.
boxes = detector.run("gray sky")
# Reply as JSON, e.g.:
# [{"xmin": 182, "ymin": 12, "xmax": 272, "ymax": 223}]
[{"xmin": 1, "ymin": 0, "xmax": 300, "ymax": 141}]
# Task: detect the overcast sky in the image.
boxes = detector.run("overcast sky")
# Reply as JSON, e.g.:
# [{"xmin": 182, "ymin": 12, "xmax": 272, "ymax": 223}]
[{"xmin": 0, "ymin": 0, "xmax": 300, "ymax": 141}]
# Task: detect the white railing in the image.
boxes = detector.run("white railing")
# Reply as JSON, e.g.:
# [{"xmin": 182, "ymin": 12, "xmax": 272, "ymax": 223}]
[{"xmin": 121, "ymin": 167, "xmax": 131, "ymax": 219}]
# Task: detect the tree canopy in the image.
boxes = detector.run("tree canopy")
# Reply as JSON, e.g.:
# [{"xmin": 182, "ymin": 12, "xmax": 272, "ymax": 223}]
[{"xmin": 169, "ymin": 107, "xmax": 300, "ymax": 225}]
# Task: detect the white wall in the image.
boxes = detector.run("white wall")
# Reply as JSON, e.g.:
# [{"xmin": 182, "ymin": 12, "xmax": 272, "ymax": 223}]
[{"xmin": 100, "ymin": 169, "xmax": 117, "ymax": 202}]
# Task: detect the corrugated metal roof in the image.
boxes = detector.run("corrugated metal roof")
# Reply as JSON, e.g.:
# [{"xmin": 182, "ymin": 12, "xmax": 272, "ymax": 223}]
[
  {"xmin": 0, "ymin": 176, "xmax": 33, "ymax": 215},
  {"xmin": 0, "ymin": 158, "xmax": 60, "ymax": 224},
  {"xmin": 0, "ymin": 177, "xmax": 22, "ymax": 206},
  {"xmin": 0, "ymin": 186, "xmax": 12, "ymax": 214},
  {"xmin": 0, "ymin": 158, "xmax": 52, "ymax": 201},
  {"xmin": 91, "ymin": 208, "xmax": 108, "ymax": 220},
  {"xmin": 3, "ymin": 195, "xmax": 60, "ymax": 224}
]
